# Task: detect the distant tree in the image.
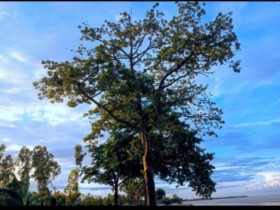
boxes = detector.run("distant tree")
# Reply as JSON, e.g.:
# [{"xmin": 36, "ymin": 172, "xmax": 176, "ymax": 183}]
[
  {"xmin": 34, "ymin": 1, "xmax": 241, "ymax": 205},
  {"xmin": 120, "ymin": 178, "xmax": 145, "ymax": 206},
  {"xmin": 16, "ymin": 146, "xmax": 33, "ymax": 182},
  {"xmin": 64, "ymin": 169, "xmax": 81, "ymax": 205},
  {"xmin": 74, "ymin": 145, "xmax": 86, "ymax": 168},
  {"xmin": 82, "ymin": 195, "xmax": 104, "ymax": 206},
  {"xmin": 31, "ymin": 146, "xmax": 61, "ymax": 205},
  {"xmin": 75, "ymin": 130, "xmax": 142, "ymax": 206},
  {"xmin": 0, "ymin": 144, "xmax": 15, "ymax": 188},
  {"xmin": 171, "ymin": 194, "xmax": 183, "ymax": 204},
  {"xmin": 0, "ymin": 144, "xmax": 5, "ymax": 161},
  {"xmin": 155, "ymin": 188, "xmax": 166, "ymax": 201}
]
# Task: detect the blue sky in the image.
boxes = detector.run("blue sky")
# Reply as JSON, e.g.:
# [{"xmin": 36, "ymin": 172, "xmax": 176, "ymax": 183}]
[{"xmin": 0, "ymin": 1, "xmax": 280, "ymax": 199}]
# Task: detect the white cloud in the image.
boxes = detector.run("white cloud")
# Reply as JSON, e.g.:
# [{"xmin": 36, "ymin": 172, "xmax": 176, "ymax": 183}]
[
  {"xmin": 6, "ymin": 144, "xmax": 21, "ymax": 151},
  {"xmin": 0, "ymin": 100, "xmax": 88, "ymax": 126},
  {"xmin": 1, "ymin": 138, "xmax": 10, "ymax": 142},
  {"xmin": 27, "ymin": 103, "xmax": 88, "ymax": 126},
  {"xmin": 0, "ymin": 56, "xmax": 29, "ymax": 85},
  {"xmin": 257, "ymin": 172, "xmax": 280, "ymax": 189},
  {"xmin": 6, "ymin": 144, "xmax": 33, "ymax": 151},
  {"xmin": 242, "ymin": 172, "xmax": 280, "ymax": 193},
  {"xmin": 0, "ymin": 107, "xmax": 24, "ymax": 122},
  {"xmin": 8, "ymin": 51, "xmax": 28, "ymax": 63}
]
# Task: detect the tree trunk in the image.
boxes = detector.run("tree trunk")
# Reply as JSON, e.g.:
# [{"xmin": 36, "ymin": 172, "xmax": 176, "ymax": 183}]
[
  {"xmin": 135, "ymin": 194, "xmax": 139, "ymax": 206},
  {"xmin": 114, "ymin": 184, "xmax": 118, "ymax": 206},
  {"xmin": 140, "ymin": 132, "xmax": 157, "ymax": 206},
  {"xmin": 144, "ymin": 184, "xmax": 147, "ymax": 206}
]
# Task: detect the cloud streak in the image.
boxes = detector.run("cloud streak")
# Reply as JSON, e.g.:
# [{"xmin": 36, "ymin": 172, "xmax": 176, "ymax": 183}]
[{"xmin": 234, "ymin": 119, "xmax": 280, "ymax": 128}]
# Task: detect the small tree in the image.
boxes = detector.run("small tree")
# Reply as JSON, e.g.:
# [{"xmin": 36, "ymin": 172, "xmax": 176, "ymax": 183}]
[
  {"xmin": 171, "ymin": 194, "xmax": 182, "ymax": 204},
  {"xmin": 120, "ymin": 178, "xmax": 145, "ymax": 206},
  {"xmin": 76, "ymin": 130, "xmax": 142, "ymax": 206}
]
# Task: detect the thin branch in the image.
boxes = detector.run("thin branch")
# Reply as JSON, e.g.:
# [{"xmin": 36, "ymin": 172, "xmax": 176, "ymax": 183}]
[
  {"xmin": 162, "ymin": 71, "xmax": 191, "ymax": 89},
  {"xmin": 133, "ymin": 36, "xmax": 154, "ymax": 65},
  {"xmin": 112, "ymin": 49, "xmax": 122, "ymax": 67},
  {"xmin": 133, "ymin": 32, "xmax": 147, "ymax": 56}
]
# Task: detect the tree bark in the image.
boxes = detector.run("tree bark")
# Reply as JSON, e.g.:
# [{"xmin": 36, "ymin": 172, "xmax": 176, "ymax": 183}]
[
  {"xmin": 140, "ymin": 132, "xmax": 157, "ymax": 206},
  {"xmin": 114, "ymin": 183, "xmax": 118, "ymax": 206}
]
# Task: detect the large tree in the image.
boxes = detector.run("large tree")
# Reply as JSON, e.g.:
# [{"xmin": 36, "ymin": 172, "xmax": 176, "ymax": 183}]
[{"xmin": 33, "ymin": 2, "xmax": 240, "ymax": 206}]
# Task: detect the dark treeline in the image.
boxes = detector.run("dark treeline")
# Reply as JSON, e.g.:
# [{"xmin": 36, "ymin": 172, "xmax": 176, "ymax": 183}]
[{"xmin": 0, "ymin": 144, "xmax": 182, "ymax": 206}]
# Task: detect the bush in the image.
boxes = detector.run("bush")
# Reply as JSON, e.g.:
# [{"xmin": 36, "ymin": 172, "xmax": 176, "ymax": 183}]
[
  {"xmin": 162, "ymin": 198, "xmax": 172, "ymax": 205},
  {"xmin": 171, "ymin": 194, "xmax": 182, "ymax": 204},
  {"xmin": 161, "ymin": 194, "xmax": 183, "ymax": 205}
]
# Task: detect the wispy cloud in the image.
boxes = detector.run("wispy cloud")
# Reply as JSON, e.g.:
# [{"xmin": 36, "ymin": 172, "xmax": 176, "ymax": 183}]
[
  {"xmin": 234, "ymin": 119, "xmax": 280, "ymax": 128},
  {"xmin": 1, "ymin": 138, "xmax": 10, "ymax": 142},
  {"xmin": 0, "ymin": 11, "xmax": 10, "ymax": 20},
  {"xmin": 6, "ymin": 143, "xmax": 33, "ymax": 152},
  {"xmin": 8, "ymin": 51, "xmax": 28, "ymax": 63}
]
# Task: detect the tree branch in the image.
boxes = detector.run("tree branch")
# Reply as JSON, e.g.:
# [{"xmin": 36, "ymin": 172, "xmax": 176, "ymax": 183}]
[
  {"xmin": 158, "ymin": 51, "xmax": 194, "ymax": 90},
  {"xmin": 75, "ymin": 81, "xmax": 148, "ymax": 135}
]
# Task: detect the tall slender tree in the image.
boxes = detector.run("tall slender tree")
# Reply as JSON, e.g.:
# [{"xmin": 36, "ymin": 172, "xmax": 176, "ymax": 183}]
[
  {"xmin": 16, "ymin": 146, "xmax": 33, "ymax": 182},
  {"xmin": 31, "ymin": 146, "xmax": 61, "ymax": 205},
  {"xmin": 0, "ymin": 144, "xmax": 15, "ymax": 188},
  {"xmin": 64, "ymin": 169, "xmax": 80, "ymax": 205},
  {"xmin": 34, "ymin": 2, "xmax": 240, "ymax": 205}
]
